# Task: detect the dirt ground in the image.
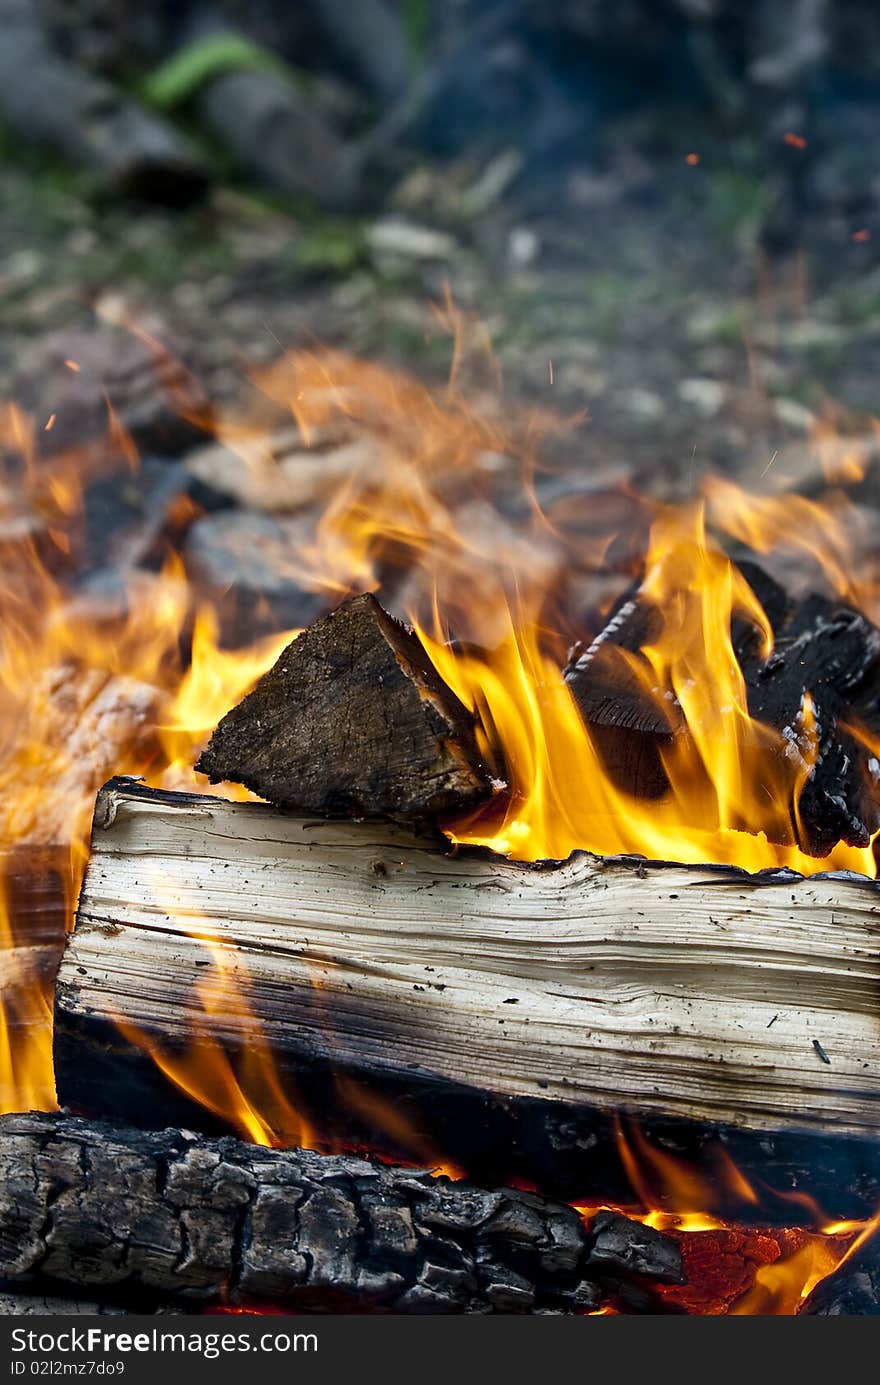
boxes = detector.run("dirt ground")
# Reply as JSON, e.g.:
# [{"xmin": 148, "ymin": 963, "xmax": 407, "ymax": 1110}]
[{"xmin": 3, "ymin": 139, "xmax": 880, "ymax": 511}]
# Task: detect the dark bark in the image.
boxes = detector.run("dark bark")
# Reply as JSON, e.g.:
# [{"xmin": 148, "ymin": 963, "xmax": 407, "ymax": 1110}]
[
  {"xmin": 741, "ymin": 590, "xmax": 880, "ymax": 855},
  {"xmin": 0, "ymin": 1112, "xmax": 682, "ymax": 1313},
  {"xmin": 196, "ymin": 593, "xmax": 498, "ymax": 824},
  {"xmin": 0, "ymin": 1291, "xmax": 157, "ymax": 1316}
]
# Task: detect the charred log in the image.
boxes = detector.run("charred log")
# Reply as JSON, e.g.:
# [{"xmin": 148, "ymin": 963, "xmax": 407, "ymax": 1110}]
[
  {"xmin": 0, "ymin": 1292, "xmax": 160, "ymax": 1317},
  {"xmin": 196, "ymin": 593, "xmax": 498, "ymax": 824},
  {"xmin": 566, "ymin": 560, "xmax": 880, "ymax": 857},
  {"xmin": 564, "ymin": 581, "xmax": 680, "ymax": 798},
  {"xmin": 0, "ymin": 1112, "xmax": 682, "ymax": 1314},
  {"xmin": 54, "ymin": 781, "xmax": 880, "ymax": 1222}
]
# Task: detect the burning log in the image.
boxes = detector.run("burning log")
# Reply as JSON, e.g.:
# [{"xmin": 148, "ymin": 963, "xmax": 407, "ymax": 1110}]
[
  {"xmin": 1, "ymin": 848, "xmax": 71, "ymax": 1113},
  {"xmin": 0, "ymin": 665, "xmax": 159, "ymax": 849},
  {"xmin": 55, "ymin": 780, "xmax": 880, "ymax": 1219},
  {"xmin": 195, "ymin": 593, "xmax": 498, "ymax": 824},
  {"xmin": 0, "ymin": 1293, "xmax": 145, "ymax": 1317},
  {"xmin": 566, "ymin": 560, "xmax": 880, "ymax": 856},
  {"xmin": 0, "ymin": 1112, "xmax": 682, "ymax": 1313},
  {"xmin": 798, "ymin": 1231, "xmax": 880, "ymax": 1316}
]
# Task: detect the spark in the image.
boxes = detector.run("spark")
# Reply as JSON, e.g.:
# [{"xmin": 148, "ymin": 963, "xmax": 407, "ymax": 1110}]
[{"xmin": 760, "ymin": 449, "xmax": 778, "ymax": 478}]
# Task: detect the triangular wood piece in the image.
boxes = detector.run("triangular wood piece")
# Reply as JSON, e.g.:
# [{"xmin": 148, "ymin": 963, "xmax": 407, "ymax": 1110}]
[{"xmin": 196, "ymin": 593, "xmax": 497, "ymax": 823}]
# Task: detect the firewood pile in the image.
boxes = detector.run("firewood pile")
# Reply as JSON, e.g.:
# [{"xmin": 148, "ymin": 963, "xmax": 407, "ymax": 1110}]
[{"xmin": 3, "ymin": 316, "xmax": 880, "ymax": 1318}]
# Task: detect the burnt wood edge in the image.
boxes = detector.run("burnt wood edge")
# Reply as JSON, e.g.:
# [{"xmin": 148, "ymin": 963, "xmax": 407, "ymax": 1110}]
[
  {"xmin": 91, "ymin": 778, "xmax": 880, "ymax": 890},
  {"xmin": 51, "ymin": 1007, "xmax": 880, "ymax": 1227}
]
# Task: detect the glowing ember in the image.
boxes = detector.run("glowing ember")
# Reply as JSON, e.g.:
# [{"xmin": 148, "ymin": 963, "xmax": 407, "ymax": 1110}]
[{"xmin": 572, "ymin": 1121, "xmax": 880, "ymax": 1315}]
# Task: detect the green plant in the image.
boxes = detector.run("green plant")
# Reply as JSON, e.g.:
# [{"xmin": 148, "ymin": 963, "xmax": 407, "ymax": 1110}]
[{"xmin": 141, "ymin": 34, "xmax": 293, "ymax": 111}]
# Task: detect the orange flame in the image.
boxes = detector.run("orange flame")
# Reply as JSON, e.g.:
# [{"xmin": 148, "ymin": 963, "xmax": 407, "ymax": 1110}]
[
  {"xmin": 0, "ymin": 326, "xmax": 878, "ymax": 1315},
  {"xmin": 112, "ymin": 898, "xmax": 312, "ymax": 1149}
]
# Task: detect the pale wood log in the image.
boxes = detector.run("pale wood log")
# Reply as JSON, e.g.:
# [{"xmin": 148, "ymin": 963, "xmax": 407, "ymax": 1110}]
[{"xmin": 55, "ymin": 780, "xmax": 880, "ymax": 1217}]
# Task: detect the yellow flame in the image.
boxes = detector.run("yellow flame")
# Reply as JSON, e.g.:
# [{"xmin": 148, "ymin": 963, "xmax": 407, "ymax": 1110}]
[
  {"xmin": 1, "ymin": 330, "xmax": 878, "ymax": 1316},
  {"xmin": 573, "ymin": 1120, "xmax": 878, "ymax": 1314},
  {"xmin": 112, "ymin": 907, "xmax": 312, "ymax": 1149}
]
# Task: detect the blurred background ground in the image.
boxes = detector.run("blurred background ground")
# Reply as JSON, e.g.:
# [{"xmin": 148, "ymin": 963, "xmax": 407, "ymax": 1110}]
[{"xmin": 2, "ymin": 0, "xmax": 880, "ymax": 504}]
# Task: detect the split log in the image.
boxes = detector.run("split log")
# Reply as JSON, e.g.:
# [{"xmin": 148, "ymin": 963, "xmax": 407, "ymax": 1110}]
[
  {"xmin": 56, "ymin": 780, "xmax": 880, "ymax": 1220},
  {"xmin": 566, "ymin": 561, "xmax": 880, "ymax": 856},
  {"xmin": 0, "ymin": 1112, "xmax": 683, "ymax": 1313},
  {"xmin": 196, "ymin": 594, "xmax": 497, "ymax": 823}
]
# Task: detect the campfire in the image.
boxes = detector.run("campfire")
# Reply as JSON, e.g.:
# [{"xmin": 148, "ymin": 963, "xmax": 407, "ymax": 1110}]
[{"xmin": 1, "ymin": 324, "xmax": 880, "ymax": 1316}]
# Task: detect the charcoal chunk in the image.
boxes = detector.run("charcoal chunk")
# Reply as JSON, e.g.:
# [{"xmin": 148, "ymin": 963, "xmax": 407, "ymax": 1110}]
[{"xmin": 586, "ymin": 1211, "xmax": 685, "ymax": 1285}]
